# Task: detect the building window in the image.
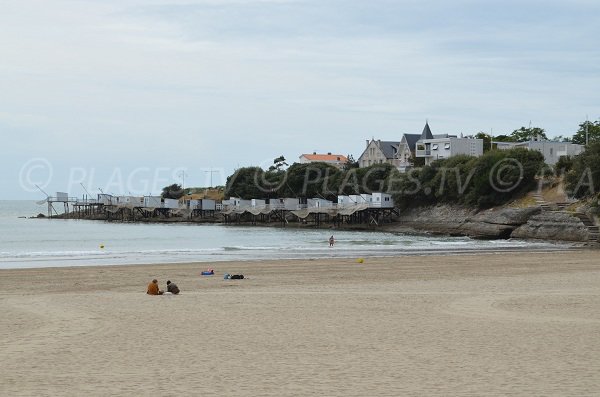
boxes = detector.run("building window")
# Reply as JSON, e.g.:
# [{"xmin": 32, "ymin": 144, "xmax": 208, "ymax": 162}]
[
  {"xmin": 432, "ymin": 144, "xmax": 438, "ymax": 150},
  {"xmin": 550, "ymin": 148, "xmax": 554, "ymax": 155},
  {"xmin": 444, "ymin": 143, "xmax": 450, "ymax": 150}
]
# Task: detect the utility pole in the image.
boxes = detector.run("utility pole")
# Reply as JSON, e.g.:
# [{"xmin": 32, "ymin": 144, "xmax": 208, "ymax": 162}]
[
  {"xmin": 178, "ymin": 170, "xmax": 188, "ymax": 191},
  {"xmin": 205, "ymin": 168, "xmax": 219, "ymax": 188},
  {"xmin": 586, "ymin": 114, "xmax": 589, "ymax": 146}
]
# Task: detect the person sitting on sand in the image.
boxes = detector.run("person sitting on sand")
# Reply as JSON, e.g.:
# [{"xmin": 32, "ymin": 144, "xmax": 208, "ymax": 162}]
[
  {"xmin": 166, "ymin": 280, "xmax": 180, "ymax": 295},
  {"xmin": 147, "ymin": 279, "xmax": 164, "ymax": 295}
]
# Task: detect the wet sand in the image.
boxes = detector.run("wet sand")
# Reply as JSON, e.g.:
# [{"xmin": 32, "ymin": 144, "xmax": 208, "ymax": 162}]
[{"xmin": 1, "ymin": 251, "xmax": 599, "ymax": 396}]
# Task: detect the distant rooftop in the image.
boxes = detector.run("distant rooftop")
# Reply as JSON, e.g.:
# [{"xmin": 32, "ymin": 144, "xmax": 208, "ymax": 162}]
[{"xmin": 301, "ymin": 153, "xmax": 348, "ymax": 162}]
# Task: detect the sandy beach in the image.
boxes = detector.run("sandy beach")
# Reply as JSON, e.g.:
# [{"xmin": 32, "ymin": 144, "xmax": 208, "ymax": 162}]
[{"xmin": 1, "ymin": 251, "xmax": 599, "ymax": 396}]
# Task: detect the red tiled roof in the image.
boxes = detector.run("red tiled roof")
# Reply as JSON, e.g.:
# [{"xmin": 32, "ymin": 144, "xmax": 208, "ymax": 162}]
[{"xmin": 301, "ymin": 154, "xmax": 348, "ymax": 162}]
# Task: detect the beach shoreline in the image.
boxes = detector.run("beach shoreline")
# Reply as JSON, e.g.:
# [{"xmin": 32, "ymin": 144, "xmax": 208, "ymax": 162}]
[
  {"xmin": 0, "ymin": 243, "xmax": 579, "ymax": 270},
  {"xmin": 2, "ymin": 251, "xmax": 600, "ymax": 396}
]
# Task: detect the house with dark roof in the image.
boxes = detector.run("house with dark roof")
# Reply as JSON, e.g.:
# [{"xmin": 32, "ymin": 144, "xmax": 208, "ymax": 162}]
[
  {"xmin": 415, "ymin": 122, "xmax": 483, "ymax": 165},
  {"xmin": 396, "ymin": 133, "xmax": 421, "ymax": 172},
  {"xmin": 357, "ymin": 139, "xmax": 401, "ymax": 168},
  {"xmin": 397, "ymin": 123, "xmax": 451, "ymax": 171},
  {"xmin": 358, "ymin": 122, "xmax": 482, "ymax": 171}
]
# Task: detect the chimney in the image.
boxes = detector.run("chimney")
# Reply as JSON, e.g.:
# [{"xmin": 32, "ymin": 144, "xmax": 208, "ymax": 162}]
[
  {"xmin": 327, "ymin": 152, "xmax": 331, "ymax": 155},
  {"xmin": 366, "ymin": 140, "xmax": 370, "ymax": 147},
  {"xmin": 313, "ymin": 151, "xmax": 316, "ymax": 155}
]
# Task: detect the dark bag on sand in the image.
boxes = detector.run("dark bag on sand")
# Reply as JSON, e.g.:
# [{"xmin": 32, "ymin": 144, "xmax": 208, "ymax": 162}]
[{"xmin": 230, "ymin": 274, "xmax": 244, "ymax": 279}]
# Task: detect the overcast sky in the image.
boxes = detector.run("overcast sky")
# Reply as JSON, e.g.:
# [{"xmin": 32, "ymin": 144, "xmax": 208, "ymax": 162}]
[{"xmin": 2, "ymin": 0, "xmax": 599, "ymax": 199}]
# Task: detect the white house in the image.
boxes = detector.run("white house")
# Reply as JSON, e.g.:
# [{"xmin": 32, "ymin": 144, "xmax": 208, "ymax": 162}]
[
  {"xmin": 199, "ymin": 199, "xmax": 216, "ymax": 211},
  {"xmin": 275, "ymin": 198, "xmax": 300, "ymax": 210},
  {"xmin": 494, "ymin": 139, "xmax": 585, "ymax": 165},
  {"xmin": 163, "ymin": 198, "xmax": 179, "ymax": 209},
  {"xmin": 144, "ymin": 196, "xmax": 162, "ymax": 208},
  {"xmin": 251, "ymin": 199, "xmax": 266, "ymax": 208},
  {"xmin": 222, "ymin": 197, "xmax": 251, "ymax": 208},
  {"xmin": 98, "ymin": 194, "xmax": 115, "ymax": 206},
  {"xmin": 415, "ymin": 123, "xmax": 483, "ymax": 165},
  {"xmin": 307, "ymin": 198, "xmax": 333, "ymax": 208},
  {"xmin": 370, "ymin": 193, "xmax": 394, "ymax": 208},
  {"xmin": 221, "ymin": 198, "xmax": 235, "ymax": 209},
  {"xmin": 115, "ymin": 196, "xmax": 143, "ymax": 207},
  {"xmin": 349, "ymin": 194, "xmax": 372, "ymax": 205},
  {"xmin": 55, "ymin": 192, "xmax": 70, "ymax": 202},
  {"xmin": 337, "ymin": 195, "xmax": 351, "ymax": 207},
  {"xmin": 181, "ymin": 199, "xmax": 200, "ymax": 209}
]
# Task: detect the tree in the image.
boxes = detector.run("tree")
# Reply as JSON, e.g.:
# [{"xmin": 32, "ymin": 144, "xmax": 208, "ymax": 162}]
[
  {"xmin": 565, "ymin": 142, "xmax": 600, "ymax": 198},
  {"xmin": 571, "ymin": 120, "xmax": 600, "ymax": 145},
  {"xmin": 555, "ymin": 155, "xmax": 574, "ymax": 173},
  {"xmin": 268, "ymin": 155, "xmax": 288, "ymax": 172},
  {"xmin": 356, "ymin": 163, "xmax": 396, "ymax": 193},
  {"xmin": 161, "ymin": 183, "xmax": 185, "ymax": 199},
  {"xmin": 279, "ymin": 162, "xmax": 341, "ymax": 199},
  {"xmin": 493, "ymin": 134, "xmax": 514, "ymax": 142},
  {"xmin": 343, "ymin": 154, "xmax": 359, "ymax": 170},
  {"xmin": 475, "ymin": 132, "xmax": 492, "ymax": 152},
  {"xmin": 225, "ymin": 167, "xmax": 274, "ymax": 199},
  {"xmin": 510, "ymin": 126, "xmax": 548, "ymax": 142},
  {"xmin": 390, "ymin": 148, "xmax": 545, "ymax": 209}
]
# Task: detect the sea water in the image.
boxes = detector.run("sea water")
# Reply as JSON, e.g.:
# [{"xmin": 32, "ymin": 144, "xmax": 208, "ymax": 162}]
[{"xmin": 0, "ymin": 200, "xmax": 568, "ymax": 269}]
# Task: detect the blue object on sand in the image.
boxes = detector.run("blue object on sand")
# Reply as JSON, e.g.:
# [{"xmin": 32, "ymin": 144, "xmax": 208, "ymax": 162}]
[
  {"xmin": 201, "ymin": 270, "xmax": 214, "ymax": 276},
  {"xmin": 224, "ymin": 273, "xmax": 230, "ymax": 279}
]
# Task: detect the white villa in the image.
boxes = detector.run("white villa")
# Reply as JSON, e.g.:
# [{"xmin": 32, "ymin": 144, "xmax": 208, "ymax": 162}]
[
  {"xmin": 494, "ymin": 139, "xmax": 585, "ymax": 165},
  {"xmin": 415, "ymin": 122, "xmax": 484, "ymax": 165}
]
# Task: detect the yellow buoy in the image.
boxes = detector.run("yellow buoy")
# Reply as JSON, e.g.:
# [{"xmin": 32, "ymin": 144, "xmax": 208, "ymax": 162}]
[{"xmin": 356, "ymin": 258, "xmax": 364, "ymax": 263}]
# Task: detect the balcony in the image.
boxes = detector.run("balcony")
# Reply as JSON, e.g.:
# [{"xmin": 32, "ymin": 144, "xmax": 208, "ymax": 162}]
[{"xmin": 415, "ymin": 149, "xmax": 432, "ymax": 157}]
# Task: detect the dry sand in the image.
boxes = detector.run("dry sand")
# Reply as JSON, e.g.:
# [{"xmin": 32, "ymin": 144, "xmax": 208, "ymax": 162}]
[{"xmin": 1, "ymin": 251, "xmax": 599, "ymax": 396}]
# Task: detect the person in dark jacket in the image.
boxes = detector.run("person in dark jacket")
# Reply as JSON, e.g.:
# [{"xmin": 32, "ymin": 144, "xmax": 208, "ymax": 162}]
[{"xmin": 166, "ymin": 280, "xmax": 180, "ymax": 294}]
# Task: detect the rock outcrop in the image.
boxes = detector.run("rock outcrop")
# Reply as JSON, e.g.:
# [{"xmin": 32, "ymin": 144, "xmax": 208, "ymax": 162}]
[
  {"xmin": 389, "ymin": 204, "xmax": 597, "ymax": 242},
  {"xmin": 391, "ymin": 205, "xmax": 542, "ymax": 239},
  {"xmin": 511, "ymin": 212, "xmax": 589, "ymax": 242}
]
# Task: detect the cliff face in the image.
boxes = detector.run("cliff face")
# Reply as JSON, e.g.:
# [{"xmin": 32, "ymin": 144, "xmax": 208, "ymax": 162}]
[{"xmin": 390, "ymin": 204, "xmax": 590, "ymax": 242}]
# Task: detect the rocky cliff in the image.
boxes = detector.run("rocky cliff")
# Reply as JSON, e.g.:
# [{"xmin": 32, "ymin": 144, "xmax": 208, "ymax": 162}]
[
  {"xmin": 387, "ymin": 204, "xmax": 590, "ymax": 242},
  {"xmin": 511, "ymin": 212, "xmax": 589, "ymax": 242}
]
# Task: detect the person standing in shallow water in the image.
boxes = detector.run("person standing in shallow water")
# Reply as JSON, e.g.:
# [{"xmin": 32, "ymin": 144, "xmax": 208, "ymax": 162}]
[{"xmin": 329, "ymin": 235, "xmax": 335, "ymax": 247}]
